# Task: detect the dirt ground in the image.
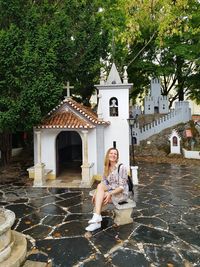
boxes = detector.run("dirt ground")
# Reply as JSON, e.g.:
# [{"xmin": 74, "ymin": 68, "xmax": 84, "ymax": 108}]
[
  {"xmin": 0, "ymin": 149, "xmax": 33, "ymax": 180},
  {"xmin": 136, "ymin": 155, "xmax": 200, "ymax": 166}
]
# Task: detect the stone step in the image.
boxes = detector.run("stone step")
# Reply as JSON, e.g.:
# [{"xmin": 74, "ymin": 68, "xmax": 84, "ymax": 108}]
[
  {"xmin": 0, "ymin": 230, "xmax": 27, "ymax": 267},
  {"xmin": 22, "ymin": 260, "xmax": 51, "ymax": 267}
]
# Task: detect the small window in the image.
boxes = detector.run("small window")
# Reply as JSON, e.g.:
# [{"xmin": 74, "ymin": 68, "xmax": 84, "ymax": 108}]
[
  {"xmin": 132, "ymin": 137, "xmax": 137, "ymax": 145},
  {"xmin": 173, "ymin": 136, "xmax": 178, "ymax": 146},
  {"xmin": 109, "ymin": 97, "xmax": 118, "ymax": 116},
  {"xmin": 148, "ymin": 105, "xmax": 151, "ymax": 110},
  {"xmin": 163, "ymin": 104, "xmax": 165, "ymax": 109},
  {"xmin": 113, "ymin": 141, "xmax": 116, "ymax": 148}
]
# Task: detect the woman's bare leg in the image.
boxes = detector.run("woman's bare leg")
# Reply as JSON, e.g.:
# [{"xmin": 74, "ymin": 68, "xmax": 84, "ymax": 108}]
[
  {"xmin": 85, "ymin": 183, "xmax": 108, "ymax": 231},
  {"xmin": 94, "ymin": 182, "xmax": 107, "ymax": 215}
]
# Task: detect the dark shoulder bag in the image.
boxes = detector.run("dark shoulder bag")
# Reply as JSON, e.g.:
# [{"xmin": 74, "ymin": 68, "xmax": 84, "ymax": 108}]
[{"xmin": 118, "ymin": 164, "xmax": 134, "ymax": 195}]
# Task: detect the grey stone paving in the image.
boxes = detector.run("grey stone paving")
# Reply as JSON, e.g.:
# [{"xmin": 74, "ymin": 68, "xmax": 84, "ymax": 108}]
[{"xmin": 0, "ymin": 161, "xmax": 200, "ymax": 267}]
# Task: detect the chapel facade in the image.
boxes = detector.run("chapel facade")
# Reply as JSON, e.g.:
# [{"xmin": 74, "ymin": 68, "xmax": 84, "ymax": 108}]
[{"xmin": 28, "ymin": 64, "xmax": 133, "ymax": 187}]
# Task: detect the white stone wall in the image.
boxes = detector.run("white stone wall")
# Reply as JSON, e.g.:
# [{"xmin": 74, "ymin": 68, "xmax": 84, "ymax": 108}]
[
  {"xmin": 182, "ymin": 148, "xmax": 200, "ymax": 159},
  {"xmin": 159, "ymin": 96, "xmax": 169, "ymax": 114},
  {"xmin": 144, "ymin": 79, "xmax": 169, "ymax": 115},
  {"xmin": 132, "ymin": 101, "xmax": 191, "ymax": 144},
  {"xmin": 144, "ymin": 97, "xmax": 155, "ymax": 114},
  {"xmin": 150, "ymin": 79, "xmax": 161, "ymax": 97}
]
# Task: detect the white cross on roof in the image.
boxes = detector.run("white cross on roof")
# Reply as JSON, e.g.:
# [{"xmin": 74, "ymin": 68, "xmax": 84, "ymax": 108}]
[{"xmin": 63, "ymin": 81, "xmax": 74, "ymax": 98}]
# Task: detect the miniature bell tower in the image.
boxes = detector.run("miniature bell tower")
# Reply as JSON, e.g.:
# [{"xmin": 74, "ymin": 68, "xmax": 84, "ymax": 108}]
[{"xmin": 95, "ymin": 63, "xmax": 133, "ymax": 168}]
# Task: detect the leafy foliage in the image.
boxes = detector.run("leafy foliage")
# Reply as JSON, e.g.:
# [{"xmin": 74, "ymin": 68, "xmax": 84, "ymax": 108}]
[
  {"xmin": 111, "ymin": 0, "xmax": 200, "ymax": 105},
  {"xmin": 0, "ymin": 0, "xmax": 110, "ymax": 134},
  {"xmin": 0, "ymin": 0, "xmax": 200, "ymax": 165},
  {"xmin": 0, "ymin": 0, "xmax": 110, "ymax": 164}
]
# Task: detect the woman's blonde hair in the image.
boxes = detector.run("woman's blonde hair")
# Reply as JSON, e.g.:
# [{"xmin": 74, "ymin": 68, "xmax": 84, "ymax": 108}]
[{"xmin": 103, "ymin": 147, "xmax": 119, "ymax": 177}]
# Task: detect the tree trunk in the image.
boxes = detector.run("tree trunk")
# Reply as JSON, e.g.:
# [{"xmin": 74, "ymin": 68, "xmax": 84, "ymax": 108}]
[
  {"xmin": 0, "ymin": 132, "xmax": 12, "ymax": 166},
  {"xmin": 176, "ymin": 56, "xmax": 184, "ymax": 101}
]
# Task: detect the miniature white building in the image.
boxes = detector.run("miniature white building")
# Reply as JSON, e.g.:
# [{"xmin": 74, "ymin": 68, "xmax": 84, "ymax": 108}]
[
  {"xmin": 95, "ymin": 64, "xmax": 132, "ymax": 173},
  {"xmin": 29, "ymin": 63, "xmax": 133, "ymax": 187},
  {"xmin": 168, "ymin": 129, "xmax": 181, "ymax": 154},
  {"xmin": 144, "ymin": 78, "xmax": 169, "ymax": 114}
]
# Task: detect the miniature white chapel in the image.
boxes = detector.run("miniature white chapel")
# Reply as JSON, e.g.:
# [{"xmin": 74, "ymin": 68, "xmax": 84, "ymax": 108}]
[{"xmin": 28, "ymin": 63, "xmax": 133, "ymax": 187}]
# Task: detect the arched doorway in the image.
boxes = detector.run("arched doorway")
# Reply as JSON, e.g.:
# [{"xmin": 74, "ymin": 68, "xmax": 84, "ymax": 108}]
[
  {"xmin": 154, "ymin": 106, "xmax": 159, "ymax": 113},
  {"xmin": 56, "ymin": 131, "xmax": 82, "ymax": 180}
]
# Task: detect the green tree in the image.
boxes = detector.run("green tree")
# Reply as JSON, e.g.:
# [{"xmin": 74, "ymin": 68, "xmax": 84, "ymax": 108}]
[
  {"xmin": 109, "ymin": 0, "xmax": 200, "ymax": 106},
  {"xmin": 0, "ymin": 0, "xmax": 110, "ymax": 166},
  {"xmin": 53, "ymin": 0, "xmax": 109, "ymax": 105},
  {"xmin": 0, "ymin": 1, "xmax": 62, "ymax": 165}
]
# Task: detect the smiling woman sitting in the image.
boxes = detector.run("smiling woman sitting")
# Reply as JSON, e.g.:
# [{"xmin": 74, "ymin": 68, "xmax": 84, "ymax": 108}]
[{"xmin": 85, "ymin": 147, "xmax": 129, "ymax": 232}]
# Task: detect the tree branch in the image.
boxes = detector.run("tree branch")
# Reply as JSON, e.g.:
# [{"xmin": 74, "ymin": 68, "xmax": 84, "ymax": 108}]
[{"xmin": 127, "ymin": 31, "xmax": 157, "ymax": 67}]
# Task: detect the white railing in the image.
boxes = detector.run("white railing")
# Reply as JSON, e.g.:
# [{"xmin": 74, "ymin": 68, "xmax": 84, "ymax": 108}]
[{"xmin": 132, "ymin": 102, "xmax": 191, "ymax": 143}]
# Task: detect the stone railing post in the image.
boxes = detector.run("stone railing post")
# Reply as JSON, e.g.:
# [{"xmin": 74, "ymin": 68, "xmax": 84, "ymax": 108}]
[
  {"xmin": 34, "ymin": 130, "xmax": 45, "ymax": 186},
  {"xmin": 131, "ymin": 166, "xmax": 139, "ymax": 185},
  {"xmin": 81, "ymin": 130, "xmax": 91, "ymax": 187}
]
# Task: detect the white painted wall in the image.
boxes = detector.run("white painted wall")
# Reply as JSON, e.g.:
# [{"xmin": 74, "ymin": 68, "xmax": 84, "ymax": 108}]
[
  {"xmin": 133, "ymin": 101, "xmax": 191, "ymax": 144},
  {"xmin": 171, "ymin": 145, "xmax": 181, "ymax": 154},
  {"xmin": 87, "ymin": 128, "xmax": 97, "ymax": 173},
  {"xmin": 169, "ymin": 130, "xmax": 181, "ymax": 154},
  {"xmin": 32, "ymin": 64, "xmax": 133, "ymax": 181},
  {"xmin": 182, "ymin": 148, "xmax": 200, "ymax": 159},
  {"xmin": 150, "ymin": 79, "xmax": 161, "ymax": 97},
  {"xmin": 34, "ymin": 129, "xmax": 60, "ymax": 174},
  {"xmin": 96, "ymin": 126, "xmax": 106, "ymax": 175},
  {"xmin": 99, "ymin": 88, "xmax": 129, "ymax": 120},
  {"xmin": 97, "ymin": 86, "xmax": 131, "ymax": 169},
  {"xmin": 144, "ymin": 79, "xmax": 169, "ymax": 115},
  {"xmin": 34, "ymin": 128, "xmax": 98, "ymax": 176},
  {"xmin": 104, "ymin": 119, "xmax": 129, "ymax": 169}
]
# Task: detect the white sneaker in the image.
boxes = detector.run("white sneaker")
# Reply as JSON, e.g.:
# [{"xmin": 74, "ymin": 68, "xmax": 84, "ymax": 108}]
[
  {"xmin": 85, "ymin": 222, "xmax": 101, "ymax": 232},
  {"xmin": 88, "ymin": 213, "xmax": 102, "ymax": 224}
]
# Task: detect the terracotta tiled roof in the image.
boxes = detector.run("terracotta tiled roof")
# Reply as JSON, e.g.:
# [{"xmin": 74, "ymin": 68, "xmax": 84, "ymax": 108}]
[
  {"xmin": 35, "ymin": 97, "xmax": 110, "ymax": 129},
  {"xmin": 64, "ymin": 98, "xmax": 106, "ymax": 124}
]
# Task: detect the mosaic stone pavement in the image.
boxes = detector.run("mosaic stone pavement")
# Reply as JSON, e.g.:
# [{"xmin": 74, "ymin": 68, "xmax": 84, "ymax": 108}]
[{"xmin": 0, "ymin": 162, "xmax": 200, "ymax": 267}]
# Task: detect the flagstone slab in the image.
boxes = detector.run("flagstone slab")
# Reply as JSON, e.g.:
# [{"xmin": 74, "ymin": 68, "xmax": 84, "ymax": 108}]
[{"xmin": 0, "ymin": 161, "xmax": 199, "ymax": 266}]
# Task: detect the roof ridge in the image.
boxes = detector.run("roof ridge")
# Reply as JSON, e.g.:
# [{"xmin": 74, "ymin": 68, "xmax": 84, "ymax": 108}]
[
  {"xmin": 35, "ymin": 98, "xmax": 110, "ymax": 129},
  {"xmin": 64, "ymin": 98, "xmax": 109, "ymax": 125}
]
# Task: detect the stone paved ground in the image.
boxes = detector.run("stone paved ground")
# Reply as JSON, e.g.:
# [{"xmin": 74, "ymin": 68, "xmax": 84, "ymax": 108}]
[{"xmin": 0, "ymin": 157, "xmax": 200, "ymax": 267}]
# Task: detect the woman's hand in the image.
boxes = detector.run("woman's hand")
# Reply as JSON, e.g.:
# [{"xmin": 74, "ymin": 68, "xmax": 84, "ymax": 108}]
[{"xmin": 103, "ymin": 191, "xmax": 112, "ymax": 205}]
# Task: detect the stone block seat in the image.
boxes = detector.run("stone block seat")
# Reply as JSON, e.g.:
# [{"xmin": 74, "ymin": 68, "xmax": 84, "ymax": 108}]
[
  {"xmin": 27, "ymin": 166, "xmax": 52, "ymax": 179},
  {"xmin": 89, "ymin": 190, "xmax": 136, "ymax": 226}
]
